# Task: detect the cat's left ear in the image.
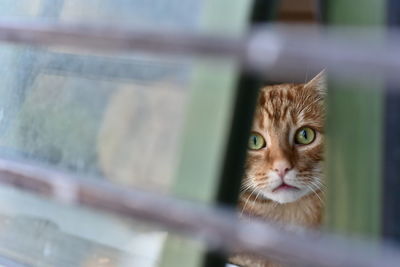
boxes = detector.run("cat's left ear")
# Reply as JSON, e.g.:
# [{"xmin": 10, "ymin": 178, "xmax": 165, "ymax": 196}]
[{"xmin": 305, "ymin": 70, "xmax": 326, "ymax": 96}]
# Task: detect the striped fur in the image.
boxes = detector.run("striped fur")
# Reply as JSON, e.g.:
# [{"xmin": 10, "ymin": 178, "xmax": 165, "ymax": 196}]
[{"xmin": 230, "ymin": 72, "xmax": 326, "ymax": 267}]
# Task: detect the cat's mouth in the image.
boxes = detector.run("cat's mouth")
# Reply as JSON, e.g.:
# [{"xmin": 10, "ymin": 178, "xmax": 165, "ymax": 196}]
[{"xmin": 272, "ymin": 183, "xmax": 299, "ymax": 192}]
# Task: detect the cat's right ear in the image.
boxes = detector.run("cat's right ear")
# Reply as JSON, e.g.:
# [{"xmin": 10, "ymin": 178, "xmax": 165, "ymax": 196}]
[{"xmin": 305, "ymin": 70, "xmax": 326, "ymax": 96}]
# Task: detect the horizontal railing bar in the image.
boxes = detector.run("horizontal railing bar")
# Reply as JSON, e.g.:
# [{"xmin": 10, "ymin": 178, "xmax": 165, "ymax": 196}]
[
  {"xmin": 0, "ymin": 20, "xmax": 242, "ymax": 57},
  {"xmin": 0, "ymin": 20, "xmax": 399, "ymax": 85},
  {"xmin": 246, "ymin": 25, "xmax": 400, "ymax": 83},
  {"xmin": 0, "ymin": 158, "xmax": 398, "ymax": 266}
]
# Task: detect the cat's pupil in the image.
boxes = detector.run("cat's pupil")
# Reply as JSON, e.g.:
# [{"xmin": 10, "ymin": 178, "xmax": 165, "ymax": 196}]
[
  {"xmin": 252, "ymin": 136, "xmax": 257, "ymax": 145},
  {"xmin": 301, "ymin": 130, "xmax": 307, "ymax": 139}
]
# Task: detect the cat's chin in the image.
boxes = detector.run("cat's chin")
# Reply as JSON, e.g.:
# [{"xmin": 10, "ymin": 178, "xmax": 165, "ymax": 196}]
[{"xmin": 262, "ymin": 188, "xmax": 310, "ymax": 204}]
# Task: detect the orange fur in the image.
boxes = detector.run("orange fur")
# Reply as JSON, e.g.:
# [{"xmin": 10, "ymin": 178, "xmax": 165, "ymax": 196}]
[{"xmin": 230, "ymin": 72, "xmax": 326, "ymax": 267}]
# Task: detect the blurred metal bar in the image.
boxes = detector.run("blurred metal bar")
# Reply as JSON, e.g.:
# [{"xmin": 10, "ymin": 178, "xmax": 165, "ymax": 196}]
[
  {"xmin": 0, "ymin": 20, "xmax": 400, "ymax": 85},
  {"xmin": 245, "ymin": 26, "xmax": 400, "ymax": 83},
  {"xmin": 0, "ymin": 20, "xmax": 242, "ymax": 56},
  {"xmin": 0, "ymin": 158, "xmax": 399, "ymax": 267}
]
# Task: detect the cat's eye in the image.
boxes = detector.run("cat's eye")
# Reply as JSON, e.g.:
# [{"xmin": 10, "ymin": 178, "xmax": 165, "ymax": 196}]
[
  {"xmin": 248, "ymin": 132, "xmax": 266, "ymax": 150},
  {"xmin": 295, "ymin": 127, "xmax": 316, "ymax": 145}
]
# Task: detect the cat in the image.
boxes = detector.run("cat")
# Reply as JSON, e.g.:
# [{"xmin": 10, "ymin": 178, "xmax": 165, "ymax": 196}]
[{"xmin": 229, "ymin": 71, "xmax": 326, "ymax": 267}]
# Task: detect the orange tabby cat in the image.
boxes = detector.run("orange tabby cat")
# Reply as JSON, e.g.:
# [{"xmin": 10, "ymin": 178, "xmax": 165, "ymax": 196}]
[{"xmin": 230, "ymin": 72, "xmax": 326, "ymax": 267}]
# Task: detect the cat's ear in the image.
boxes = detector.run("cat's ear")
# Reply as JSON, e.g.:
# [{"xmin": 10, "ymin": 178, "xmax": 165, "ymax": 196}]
[{"xmin": 305, "ymin": 70, "xmax": 326, "ymax": 96}]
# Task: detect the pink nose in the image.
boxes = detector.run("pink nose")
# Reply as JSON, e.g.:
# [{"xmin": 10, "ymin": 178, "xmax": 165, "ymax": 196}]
[{"xmin": 273, "ymin": 160, "xmax": 292, "ymax": 178}]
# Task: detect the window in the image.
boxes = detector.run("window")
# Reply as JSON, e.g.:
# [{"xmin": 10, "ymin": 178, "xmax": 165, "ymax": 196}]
[{"xmin": 0, "ymin": 1, "xmax": 254, "ymax": 266}]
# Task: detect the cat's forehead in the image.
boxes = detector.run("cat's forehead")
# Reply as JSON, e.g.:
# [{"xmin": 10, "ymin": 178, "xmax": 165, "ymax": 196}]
[
  {"xmin": 260, "ymin": 84, "xmax": 300, "ymax": 105},
  {"xmin": 254, "ymin": 83, "xmax": 324, "ymax": 131}
]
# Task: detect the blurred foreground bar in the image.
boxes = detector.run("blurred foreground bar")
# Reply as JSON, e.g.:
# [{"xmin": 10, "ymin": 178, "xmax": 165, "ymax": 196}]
[
  {"xmin": 0, "ymin": 20, "xmax": 400, "ymax": 84},
  {"xmin": 0, "ymin": 158, "xmax": 399, "ymax": 266}
]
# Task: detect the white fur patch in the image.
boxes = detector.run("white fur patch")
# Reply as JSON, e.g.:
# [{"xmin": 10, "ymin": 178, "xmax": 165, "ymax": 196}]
[{"xmin": 261, "ymin": 170, "xmax": 312, "ymax": 204}]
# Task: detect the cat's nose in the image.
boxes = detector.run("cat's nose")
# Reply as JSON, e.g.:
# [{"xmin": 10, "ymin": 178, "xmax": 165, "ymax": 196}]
[{"xmin": 273, "ymin": 160, "xmax": 292, "ymax": 178}]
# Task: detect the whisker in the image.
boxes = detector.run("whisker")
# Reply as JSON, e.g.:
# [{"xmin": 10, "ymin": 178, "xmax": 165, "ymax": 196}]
[
  {"xmin": 241, "ymin": 187, "xmax": 257, "ymax": 216},
  {"xmin": 313, "ymin": 179, "xmax": 326, "ymax": 188},
  {"xmin": 240, "ymin": 182, "xmax": 253, "ymax": 192},
  {"xmin": 309, "ymin": 178, "xmax": 327, "ymax": 189},
  {"xmin": 254, "ymin": 190, "xmax": 262, "ymax": 204},
  {"xmin": 296, "ymin": 175, "xmax": 327, "ymax": 189},
  {"xmin": 306, "ymin": 183, "xmax": 325, "ymax": 204},
  {"xmin": 295, "ymin": 180, "xmax": 325, "ymax": 205}
]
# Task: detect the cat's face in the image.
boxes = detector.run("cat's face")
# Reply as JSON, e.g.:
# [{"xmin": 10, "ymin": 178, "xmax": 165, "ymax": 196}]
[{"xmin": 243, "ymin": 72, "xmax": 325, "ymax": 204}]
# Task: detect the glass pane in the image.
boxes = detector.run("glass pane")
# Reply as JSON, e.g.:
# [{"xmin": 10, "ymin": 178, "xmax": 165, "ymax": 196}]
[
  {"xmin": 0, "ymin": 0, "xmax": 253, "ymax": 266},
  {"xmin": 0, "ymin": 0, "xmax": 201, "ymax": 193},
  {"xmin": 0, "ymin": 183, "xmax": 195, "ymax": 267},
  {"xmin": 0, "ymin": 54, "xmax": 188, "ymax": 193},
  {"xmin": 0, "ymin": 0, "xmax": 202, "ymax": 29},
  {"xmin": 60, "ymin": 0, "xmax": 202, "ymax": 29}
]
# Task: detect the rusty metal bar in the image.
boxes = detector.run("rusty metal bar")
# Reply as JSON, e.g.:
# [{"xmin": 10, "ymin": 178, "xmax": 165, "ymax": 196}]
[{"xmin": 0, "ymin": 158, "xmax": 399, "ymax": 266}]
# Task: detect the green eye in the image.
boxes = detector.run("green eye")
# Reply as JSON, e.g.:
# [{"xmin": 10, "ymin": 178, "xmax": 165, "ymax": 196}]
[
  {"xmin": 248, "ymin": 133, "xmax": 266, "ymax": 150},
  {"xmin": 295, "ymin": 127, "xmax": 316, "ymax": 145}
]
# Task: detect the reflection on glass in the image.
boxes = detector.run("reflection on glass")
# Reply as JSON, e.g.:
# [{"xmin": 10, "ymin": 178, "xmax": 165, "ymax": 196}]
[{"xmin": 0, "ymin": 0, "xmax": 207, "ymax": 266}]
